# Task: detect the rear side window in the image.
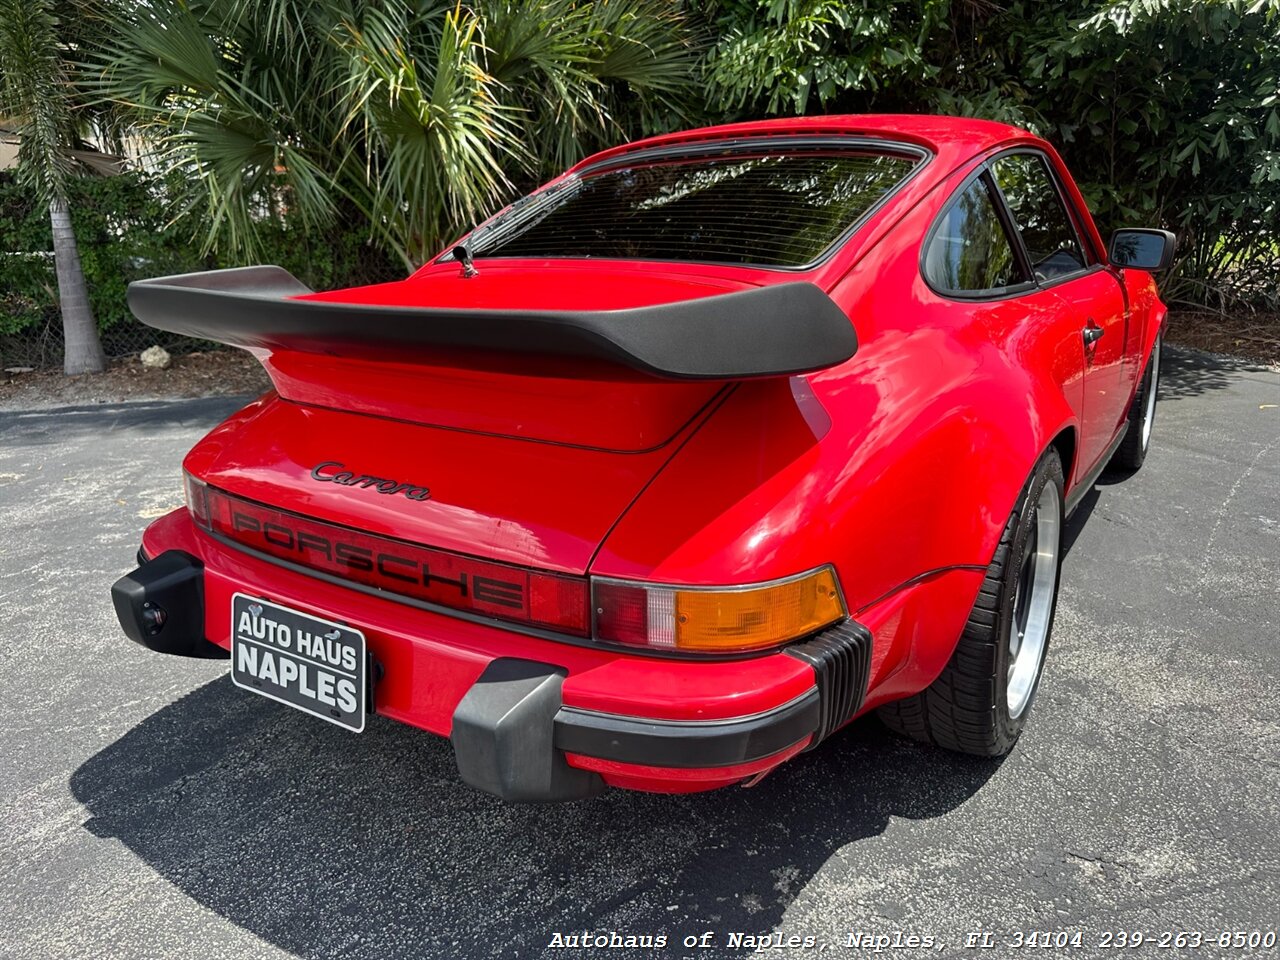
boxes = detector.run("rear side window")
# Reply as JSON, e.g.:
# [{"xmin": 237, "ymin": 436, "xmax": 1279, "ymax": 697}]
[
  {"xmin": 922, "ymin": 176, "xmax": 1027, "ymax": 294},
  {"xmin": 465, "ymin": 147, "xmax": 920, "ymax": 268},
  {"xmin": 990, "ymin": 154, "xmax": 1088, "ymax": 281}
]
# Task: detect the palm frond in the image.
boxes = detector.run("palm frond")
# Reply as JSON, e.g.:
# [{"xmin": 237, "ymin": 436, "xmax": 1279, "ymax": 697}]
[
  {"xmin": 338, "ymin": 3, "xmax": 524, "ymax": 266},
  {"xmin": 94, "ymin": 0, "xmax": 340, "ymax": 259},
  {"xmin": 478, "ymin": 0, "xmax": 701, "ymax": 174},
  {"xmin": 0, "ymin": 0, "xmax": 76, "ymax": 204},
  {"xmin": 93, "ymin": 0, "xmax": 702, "ymax": 267}
]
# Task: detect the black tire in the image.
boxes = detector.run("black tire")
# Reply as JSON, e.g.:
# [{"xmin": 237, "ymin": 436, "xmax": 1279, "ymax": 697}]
[
  {"xmin": 1111, "ymin": 333, "xmax": 1162, "ymax": 472},
  {"xmin": 879, "ymin": 448, "xmax": 1065, "ymax": 756}
]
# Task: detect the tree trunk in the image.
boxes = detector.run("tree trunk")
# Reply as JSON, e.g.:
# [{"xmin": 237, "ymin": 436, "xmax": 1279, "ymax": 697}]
[{"xmin": 49, "ymin": 199, "xmax": 106, "ymax": 375}]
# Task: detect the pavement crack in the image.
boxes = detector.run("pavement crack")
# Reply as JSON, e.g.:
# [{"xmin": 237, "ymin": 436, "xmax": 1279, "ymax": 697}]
[{"xmin": 1198, "ymin": 435, "xmax": 1279, "ymax": 589}]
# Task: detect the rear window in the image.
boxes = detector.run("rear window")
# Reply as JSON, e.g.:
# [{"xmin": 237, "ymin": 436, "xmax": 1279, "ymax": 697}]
[{"xmin": 464, "ymin": 145, "xmax": 921, "ymax": 268}]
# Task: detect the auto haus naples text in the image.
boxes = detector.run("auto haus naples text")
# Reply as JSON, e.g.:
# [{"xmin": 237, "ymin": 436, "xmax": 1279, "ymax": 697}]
[{"xmin": 234, "ymin": 604, "xmax": 360, "ymax": 715}]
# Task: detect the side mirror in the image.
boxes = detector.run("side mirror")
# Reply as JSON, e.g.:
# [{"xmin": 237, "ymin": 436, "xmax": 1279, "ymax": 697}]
[{"xmin": 1109, "ymin": 228, "xmax": 1176, "ymax": 272}]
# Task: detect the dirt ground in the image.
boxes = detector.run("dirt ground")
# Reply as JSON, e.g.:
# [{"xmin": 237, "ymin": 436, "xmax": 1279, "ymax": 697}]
[
  {"xmin": 1165, "ymin": 310, "xmax": 1280, "ymax": 366},
  {"xmin": 1, "ymin": 312, "xmax": 1276, "ymax": 411},
  {"xmin": 0, "ymin": 350, "xmax": 272, "ymax": 411}
]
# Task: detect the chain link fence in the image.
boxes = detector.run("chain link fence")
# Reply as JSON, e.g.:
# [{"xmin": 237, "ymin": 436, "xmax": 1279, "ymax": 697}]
[{"xmin": 0, "ymin": 311, "xmax": 220, "ymax": 371}]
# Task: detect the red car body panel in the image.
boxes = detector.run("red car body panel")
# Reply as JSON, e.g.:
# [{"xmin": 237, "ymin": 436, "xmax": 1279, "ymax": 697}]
[
  {"xmin": 181, "ymin": 391, "xmax": 717, "ymax": 573},
  {"xmin": 118, "ymin": 115, "xmax": 1168, "ymax": 798}
]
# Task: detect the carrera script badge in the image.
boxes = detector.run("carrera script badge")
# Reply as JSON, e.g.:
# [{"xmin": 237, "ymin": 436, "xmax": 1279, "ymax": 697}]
[{"xmin": 310, "ymin": 461, "xmax": 431, "ymax": 502}]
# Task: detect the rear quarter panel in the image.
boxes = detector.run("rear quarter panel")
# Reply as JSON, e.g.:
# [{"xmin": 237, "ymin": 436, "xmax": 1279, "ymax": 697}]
[
  {"xmin": 1124, "ymin": 268, "xmax": 1169, "ymax": 366},
  {"xmin": 592, "ymin": 155, "xmax": 1085, "ymax": 696}
]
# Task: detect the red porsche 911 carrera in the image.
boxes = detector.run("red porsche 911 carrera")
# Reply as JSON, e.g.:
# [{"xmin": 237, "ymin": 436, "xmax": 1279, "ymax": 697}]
[{"xmin": 113, "ymin": 115, "xmax": 1173, "ymax": 800}]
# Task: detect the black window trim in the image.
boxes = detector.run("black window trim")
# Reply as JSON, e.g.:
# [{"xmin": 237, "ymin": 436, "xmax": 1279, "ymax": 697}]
[
  {"xmin": 443, "ymin": 135, "xmax": 933, "ymax": 275},
  {"xmin": 921, "ymin": 146, "xmax": 1107, "ymax": 303},
  {"xmin": 919, "ymin": 164, "xmax": 1038, "ymax": 302},
  {"xmin": 986, "ymin": 147, "xmax": 1101, "ymax": 291}
]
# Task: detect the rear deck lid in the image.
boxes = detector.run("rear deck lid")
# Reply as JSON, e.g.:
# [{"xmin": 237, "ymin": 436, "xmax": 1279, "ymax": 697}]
[
  {"xmin": 188, "ymin": 393, "xmax": 710, "ymax": 575},
  {"xmin": 271, "ymin": 263, "xmax": 756, "ymax": 451}
]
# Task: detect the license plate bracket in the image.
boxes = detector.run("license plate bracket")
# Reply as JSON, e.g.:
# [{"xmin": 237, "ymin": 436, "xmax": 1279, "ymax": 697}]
[{"xmin": 230, "ymin": 593, "xmax": 367, "ymax": 732}]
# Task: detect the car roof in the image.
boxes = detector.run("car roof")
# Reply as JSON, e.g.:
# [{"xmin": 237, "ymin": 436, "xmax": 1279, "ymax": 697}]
[
  {"xmin": 567, "ymin": 115, "xmax": 1037, "ymax": 176},
  {"xmin": 397, "ymin": 114, "xmax": 1066, "ymax": 298}
]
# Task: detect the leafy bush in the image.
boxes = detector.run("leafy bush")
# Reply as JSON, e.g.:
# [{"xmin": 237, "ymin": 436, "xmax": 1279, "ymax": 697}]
[
  {"xmin": 1, "ymin": 172, "xmax": 188, "ymax": 335},
  {"xmin": 9, "ymin": 0, "xmax": 1272, "ymax": 328},
  {"xmin": 704, "ymin": 0, "xmax": 948, "ymax": 115},
  {"xmin": 998, "ymin": 0, "xmax": 1280, "ymax": 309},
  {"xmin": 704, "ymin": 0, "xmax": 1280, "ymax": 309},
  {"xmin": 0, "ymin": 170, "xmax": 398, "ymax": 339}
]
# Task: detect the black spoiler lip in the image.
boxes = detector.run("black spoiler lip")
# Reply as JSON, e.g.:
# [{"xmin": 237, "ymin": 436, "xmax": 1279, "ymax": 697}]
[{"xmin": 126, "ymin": 265, "xmax": 857, "ymax": 380}]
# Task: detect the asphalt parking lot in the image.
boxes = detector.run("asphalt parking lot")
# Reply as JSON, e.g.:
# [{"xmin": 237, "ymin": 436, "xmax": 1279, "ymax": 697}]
[{"xmin": 1, "ymin": 348, "xmax": 1277, "ymax": 960}]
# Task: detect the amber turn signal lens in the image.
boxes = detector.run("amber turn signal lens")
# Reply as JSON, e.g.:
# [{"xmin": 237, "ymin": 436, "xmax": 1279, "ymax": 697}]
[
  {"xmin": 674, "ymin": 567, "xmax": 845, "ymax": 652},
  {"xmin": 592, "ymin": 566, "xmax": 846, "ymax": 654}
]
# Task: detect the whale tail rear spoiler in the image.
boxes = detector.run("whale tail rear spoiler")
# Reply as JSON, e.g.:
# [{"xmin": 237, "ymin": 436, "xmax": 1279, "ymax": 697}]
[{"xmin": 126, "ymin": 266, "xmax": 857, "ymax": 381}]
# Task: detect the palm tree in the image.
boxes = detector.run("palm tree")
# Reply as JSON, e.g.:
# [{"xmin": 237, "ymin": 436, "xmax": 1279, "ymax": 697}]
[
  {"xmin": 96, "ymin": 0, "xmax": 700, "ymax": 272},
  {"xmin": 0, "ymin": 0, "xmax": 106, "ymax": 375}
]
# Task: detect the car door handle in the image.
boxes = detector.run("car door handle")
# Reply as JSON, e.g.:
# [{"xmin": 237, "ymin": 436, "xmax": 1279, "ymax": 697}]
[{"xmin": 1082, "ymin": 321, "xmax": 1105, "ymax": 346}]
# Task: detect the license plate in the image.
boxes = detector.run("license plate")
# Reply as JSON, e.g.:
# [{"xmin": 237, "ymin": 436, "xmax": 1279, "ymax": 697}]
[{"xmin": 230, "ymin": 593, "xmax": 366, "ymax": 732}]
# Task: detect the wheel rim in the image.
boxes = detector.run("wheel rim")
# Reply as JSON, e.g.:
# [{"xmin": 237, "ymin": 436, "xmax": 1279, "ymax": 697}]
[
  {"xmin": 1141, "ymin": 337, "xmax": 1161, "ymax": 451},
  {"xmin": 1006, "ymin": 483, "xmax": 1061, "ymax": 719}
]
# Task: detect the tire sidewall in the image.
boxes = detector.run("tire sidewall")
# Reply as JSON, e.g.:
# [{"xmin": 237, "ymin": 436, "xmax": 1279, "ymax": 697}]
[
  {"xmin": 993, "ymin": 450, "xmax": 1065, "ymax": 745},
  {"xmin": 1140, "ymin": 334, "xmax": 1161, "ymax": 456},
  {"xmin": 1115, "ymin": 332, "xmax": 1161, "ymax": 471}
]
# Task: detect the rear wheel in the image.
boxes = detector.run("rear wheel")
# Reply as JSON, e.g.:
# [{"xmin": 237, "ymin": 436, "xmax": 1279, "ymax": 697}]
[
  {"xmin": 879, "ymin": 449, "xmax": 1064, "ymax": 756},
  {"xmin": 1112, "ymin": 334, "xmax": 1161, "ymax": 472}
]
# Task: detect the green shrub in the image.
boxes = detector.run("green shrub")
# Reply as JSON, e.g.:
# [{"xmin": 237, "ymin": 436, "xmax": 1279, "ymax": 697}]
[
  {"xmin": 703, "ymin": 0, "xmax": 948, "ymax": 116},
  {"xmin": 704, "ymin": 0, "xmax": 1280, "ymax": 310},
  {"xmin": 8, "ymin": 1, "xmax": 1279, "ymax": 327},
  {"xmin": 998, "ymin": 0, "xmax": 1280, "ymax": 308},
  {"xmin": 0, "ymin": 170, "xmax": 398, "ymax": 339}
]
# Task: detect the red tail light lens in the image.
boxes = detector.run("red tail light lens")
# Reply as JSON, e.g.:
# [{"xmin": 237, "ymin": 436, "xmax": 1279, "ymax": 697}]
[
  {"xmin": 183, "ymin": 478, "xmax": 840, "ymax": 653},
  {"xmin": 184, "ymin": 473, "xmax": 210, "ymax": 529},
  {"xmin": 528, "ymin": 573, "xmax": 592, "ymax": 635},
  {"xmin": 592, "ymin": 582, "xmax": 662, "ymax": 647},
  {"xmin": 197, "ymin": 484, "xmax": 590, "ymax": 636}
]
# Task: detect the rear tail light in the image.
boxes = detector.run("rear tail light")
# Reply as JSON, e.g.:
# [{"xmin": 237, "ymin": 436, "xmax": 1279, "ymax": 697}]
[
  {"xmin": 184, "ymin": 474, "xmax": 844, "ymax": 654},
  {"xmin": 185, "ymin": 477, "xmax": 590, "ymax": 636},
  {"xmin": 184, "ymin": 472, "xmax": 210, "ymax": 529},
  {"xmin": 592, "ymin": 567, "xmax": 846, "ymax": 654}
]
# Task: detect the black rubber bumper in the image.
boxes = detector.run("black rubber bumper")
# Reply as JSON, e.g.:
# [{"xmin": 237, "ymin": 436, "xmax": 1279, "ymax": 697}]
[
  {"xmin": 451, "ymin": 659, "xmax": 606, "ymax": 802},
  {"xmin": 450, "ymin": 620, "xmax": 872, "ymax": 802},
  {"xmin": 111, "ymin": 549, "xmax": 228, "ymax": 659},
  {"xmin": 553, "ymin": 691, "xmax": 820, "ymax": 769},
  {"xmin": 452, "ymin": 665, "xmax": 820, "ymax": 803}
]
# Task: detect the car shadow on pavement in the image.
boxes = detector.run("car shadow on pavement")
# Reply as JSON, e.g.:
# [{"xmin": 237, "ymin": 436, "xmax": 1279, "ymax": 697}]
[
  {"xmin": 71, "ymin": 678, "xmax": 1002, "ymax": 960},
  {"xmin": 1062, "ymin": 479, "xmax": 1104, "ymax": 559},
  {"xmin": 1158, "ymin": 344, "xmax": 1271, "ymax": 402}
]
